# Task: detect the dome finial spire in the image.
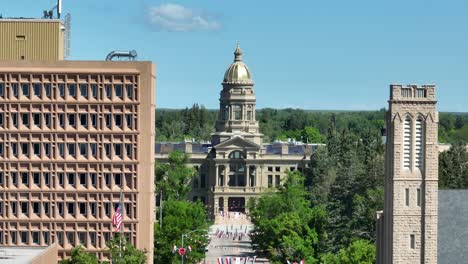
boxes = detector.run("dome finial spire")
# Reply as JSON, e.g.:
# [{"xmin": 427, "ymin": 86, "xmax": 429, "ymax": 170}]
[{"xmin": 234, "ymin": 41, "xmax": 243, "ymax": 62}]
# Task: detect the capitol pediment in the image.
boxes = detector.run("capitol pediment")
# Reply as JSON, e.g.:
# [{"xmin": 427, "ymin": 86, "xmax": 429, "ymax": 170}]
[{"xmin": 214, "ymin": 135, "xmax": 260, "ymax": 150}]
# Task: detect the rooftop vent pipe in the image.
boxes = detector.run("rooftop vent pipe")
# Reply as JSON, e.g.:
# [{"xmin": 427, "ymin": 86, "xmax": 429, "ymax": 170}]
[{"xmin": 105, "ymin": 50, "xmax": 138, "ymax": 61}]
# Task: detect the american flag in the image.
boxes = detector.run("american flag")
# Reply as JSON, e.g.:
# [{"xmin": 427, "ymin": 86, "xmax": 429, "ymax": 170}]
[{"xmin": 112, "ymin": 194, "xmax": 123, "ymax": 232}]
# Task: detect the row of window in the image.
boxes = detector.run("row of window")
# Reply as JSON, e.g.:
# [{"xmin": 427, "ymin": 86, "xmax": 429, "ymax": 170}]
[
  {"xmin": 0, "ymin": 112, "xmax": 135, "ymax": 130},
  {"xmin": 0, "ymin": 230, "xmax": 132, "ymax": 248},
  {"xmin": 0, "ymin": 142, "xmax": 135, "ymax": 160},
  {"xmin": 404, "ymin": 187, "xmax": 422, "ymax": 207},
  {"xmin": 0, "ymin": 82, "xmax": 136, "ymax": 100},
  {"xmin": 267, "ymin": 175, "xmax": 281, "ymax": 188},
  {"xmin": 0, "ymin": 200, "xmax": 133, "ymax": 219},
  {"xmin": 0, "ymin": 171, "xmax": 129, "ymax": 189},
  {"xmin": 222, "ymin": 104, "xmax": 254, "ymax": 121}
]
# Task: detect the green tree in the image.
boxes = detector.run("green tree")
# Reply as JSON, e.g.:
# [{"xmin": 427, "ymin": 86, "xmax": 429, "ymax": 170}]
[
  {"xmin": 153, "ymin": 200, "xmax": 210, "ymax": 264},
  {"xmin": 349, "ymin": 187, "xmax": 384, "ymax": 241},
  {"xmin": 301, "ymin": 126, "xmax": 324, "ymax": 143},
  {"xmin": 155, "ymin": 151, "xmax": 194, "ymax": 201},
  {"xmin": 305, "ymin": 146, "xmax": 336, "ymax": 206},
  {"xmin": 455, "ymin": 115, "xmax": 464, "ymax": 129},
  {"xmin": 107, "ymin": 233, "xmax": 147, "ymax": 264},
  {"xmin": 439, "ymin": 141, "xmax": 468, "ymax": 188},
  {"xmin": 59, "ymin": 246, "xmax": 98, "ymax": 264},
  {"xmin": 249, "ymin": 172, "xmax": 328, "ymax": 263},
  {"xmin": 321, "ymin": 239, "xmax": 375, "ymax": 264}
]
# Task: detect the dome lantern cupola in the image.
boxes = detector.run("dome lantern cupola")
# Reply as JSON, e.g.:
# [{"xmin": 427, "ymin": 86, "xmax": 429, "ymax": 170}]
[{"xmin": 223, "ymin": 43, "xmax": 253, "ymax": 85}]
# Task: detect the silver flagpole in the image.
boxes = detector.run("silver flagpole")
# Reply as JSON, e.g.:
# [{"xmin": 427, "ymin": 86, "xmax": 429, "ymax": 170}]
[{"xmin": 119, "ymin": 187, "xmax": 123, "ymax": 259}]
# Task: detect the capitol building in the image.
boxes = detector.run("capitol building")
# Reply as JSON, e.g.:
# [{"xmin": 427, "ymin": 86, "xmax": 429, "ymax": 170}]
[{"xmin": 155, "ymin": 45, "xmax": 321, "ymax": 217}]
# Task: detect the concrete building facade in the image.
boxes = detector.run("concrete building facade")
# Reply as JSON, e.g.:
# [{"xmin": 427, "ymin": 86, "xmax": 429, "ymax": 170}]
[
  {"xmin": 376, "ymin": 84, "xmax": 438, "ymax": 264},
  {"xmin": 0, "ymin": 60, "xmax": 155, "ymax": 262},
  {"xmin": 156, "ymin": 45, "xmax": 321, "ymax": 218}
]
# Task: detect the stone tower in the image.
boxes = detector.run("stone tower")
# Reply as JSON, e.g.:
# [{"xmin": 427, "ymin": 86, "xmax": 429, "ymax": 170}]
[
  {"xmin": 211, "ymin": 44, "xmax": 264, "ymax": 145},
  {"xmin": 377, "ymin": 84, "xmax": 438, "ymax": 264}
]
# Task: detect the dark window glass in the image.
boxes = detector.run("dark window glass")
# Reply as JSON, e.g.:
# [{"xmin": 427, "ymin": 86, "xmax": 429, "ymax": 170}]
[
  {"xmin": 79, "ymin": 202, "xmax": 86, "ymax": 215},
  {"xmin": 90, "ymin": 173, "xmax": 97, "ymax": 187},
  {"xmin": 68, "ymin": 84, "xmax": 76, "ymax": 97},
  {"xmin": 79, "ymin": 173, "xmax": 86, "ymax": 185},
  {"xmin": 105, "ymin": 114, "xmax": 111, "ymax": 128},
  {"xmin": 80, "ymin": 143, "xmax": 87, "ymax": 156},
  {"xmin": 12, "ymin": 143, "xmax": 18, "ymax": 156},
  {"xmin": 0, "ymin": 83, "xmax": 4, "ymax": 97},
  {"xmin": 115, "ymin": 84, "xmax": 123, "ymax": 98},
  {"xmin": 114, "ymin": 173, "xmax": 121, "ymax": 186},
  {"xmin": 125, "ymin": 114, "xmax": 132, "ymax": 128},
  {"xmin": 125, "ymin": 144, "xmax": 132, "ymax": 158},
  {"xmin": 21, "ymin": 113, "xmax": 29, "ymax": 126},
  {"xmin": 33, "ymin": 83, "xmax": 41, "ymax": 97},
  {"xmin": 68, "ymin": 173, "xmax": 75, "ymax": 186},
  {"xmin": 33, "ymin": 172, "xmax": 40, "ymax": 185},
  {"xmin": 44, "ymin": 113, "xmax": 51, "ymax": 127},
  {"xmin": 59, "ymin": 83, "xmax": 65, "ymax": 97},
  {"xmin": 105, "ymin": 84, "xmax": 111, "ymax": 98},
  {"xmin": 80, "ymin": 114, "xmax": 87, "ymax": 127},
  {"xmin": 33, "ymin": 113, "xmax": 41, "ymax": 126},
  {"xmin": 115, "ymin": 144, "xmax": 122, "ymax": 157},
  {"xmin": 115, "ymin": 114, "xmax": 122, "ymax": 128},
  {"xmin": 67, "ymin": 203, "xmax": 75, "ymax": 216},
  {"xmin": 20, "ymin": 231, "xmax": 28, "ymax": 244},
  {"xmin": 105, "ymin": 144, "xmax": 111, "ymax": 157},
  {"xmin": 105, "ymin": 173, "xmax": 111, "ymax": 187},
  {"xmin": 91, "ymin": 84, "xmax": 98, "ymax": 98},
  {"xmin": 21, "ymin": 143, "xmax": 29, "ymax": 156},
  {"xmin": 12, "ymin": 83, "xmax": 18, "ymax": 97},
  {"xmin": 58, "ymin": 143, "xmax": 64, "ymax": 157},
  {"xmin": 44, "ymin": 172, "xmax": 50, "ymax": 186},
  {"xmin": 33, "ymin": 143, "xmax": 41, "ymax": 156},
  {"xmin": 44, "ymin": 143, "xmax": 50, "ymax": 157},
  {"xmin": 59, "ymin": 113, "xmax": 65, "ymax": 127},
  {"xmin": 44, "ymin": 83, "xmax": 51, "ymax": 97},
  {"xmin": 68, "ymin": 113, "xmax": 76, "ymax": 127},
  {"xmin": 91, "ymin": 143, "xmax": 97, "ymax": 157},
  {"xmin": 58, "ymin": 172, "xmax": 64, "ymax": 186},
  {"xmin": 11, "ymin": 172, "xmax": 18, "ymax": 186},
  {"xmin": 126, "ymin": 84, "xmax": 133, "ymax": 99},
  {"xmin": 79, "ymin": 84, "xmax": 88, "ymax": 98},
  {"xmin": 22, "ymin": 83, "xmax": 30, "ymax": 97},
  {"xmin": 21, "ymin": 172, "xmax": 29, "ymax": 186},
  {"xmin": 12, "ymin": 113, "xmax": 18, "ymax": 127},
  {"xmin": 91, "ymin": 114, "xmax": 97, "ymax": 128}
]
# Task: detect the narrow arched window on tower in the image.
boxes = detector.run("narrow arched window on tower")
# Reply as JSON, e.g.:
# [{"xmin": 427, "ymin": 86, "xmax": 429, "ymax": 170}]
[
  {"xmin": 403, "ymin": 117, "xmax": 412, "ymax": 169},
  {"xmin": 415, "ymin": 117, "xmax": 424, "ymax": 169},
  {"xmin": 233, "ymin": 105, "xmax": 242, "ymax": 120},
  {"xmin": 224, "ymin": 106, "xmax": 229, "ymax": 120},
  {"xmin": 246, "ymin": 105, "xmax": 252, "ymax": 121}
]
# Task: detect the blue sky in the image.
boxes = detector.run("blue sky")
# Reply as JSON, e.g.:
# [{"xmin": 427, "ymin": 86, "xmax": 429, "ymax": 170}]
[{"xmin": 4, "ymin": 0, "xmax": 468, "ymax": 111}]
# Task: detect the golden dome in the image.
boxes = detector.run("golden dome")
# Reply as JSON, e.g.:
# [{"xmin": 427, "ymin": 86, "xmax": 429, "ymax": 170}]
[{"xmin": 223, "ymin": 44, "xmax": 253, "ymax": 84}]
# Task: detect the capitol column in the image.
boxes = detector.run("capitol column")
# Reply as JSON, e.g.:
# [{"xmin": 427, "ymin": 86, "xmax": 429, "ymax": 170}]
[
  {"xmin": 246, "ymin": 164, "xmax": 250, "ymax": 187},
  {"xmin": 215, "ymin": 165, "xmax": 219, "ymax": 187},
  {"xmin": 224, "ymin": 165, "xmax": 229, "ymax": 187}
]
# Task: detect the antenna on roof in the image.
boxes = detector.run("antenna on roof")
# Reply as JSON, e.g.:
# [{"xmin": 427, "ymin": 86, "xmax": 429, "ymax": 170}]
[
  {"xmin": 57, "ymin": 0, "xmax": 62, "ymax": 19},
  {"xmin": 42, "ymin": 0, "xmax": 63, "ymax": 19}
]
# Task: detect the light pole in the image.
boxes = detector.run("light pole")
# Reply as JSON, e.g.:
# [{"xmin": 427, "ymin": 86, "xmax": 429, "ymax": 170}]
[{"xmin": 181, "ymin": 229, "xmax": 206, "ymax": 264}]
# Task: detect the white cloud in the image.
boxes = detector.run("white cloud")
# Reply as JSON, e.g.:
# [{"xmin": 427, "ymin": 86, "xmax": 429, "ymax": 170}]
[{"xmin": 146, "ymin": 3, "xmax": 221, "ymax": 32}]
